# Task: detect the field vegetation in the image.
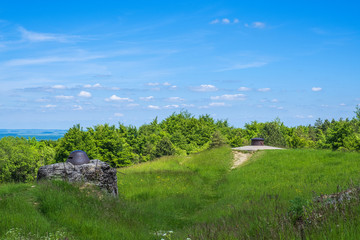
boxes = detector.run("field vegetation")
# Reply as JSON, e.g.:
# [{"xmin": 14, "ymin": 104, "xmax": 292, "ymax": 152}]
[
  {"xmin": 1, "ymin": 109, "xmax": 360, "ymax": 239},
  {"xmin": 1, "ymin": 147, "xmax": 360, "ymax": 239}
]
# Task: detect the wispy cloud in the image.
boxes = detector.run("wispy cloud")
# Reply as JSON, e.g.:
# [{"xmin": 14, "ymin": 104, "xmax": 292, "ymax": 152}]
[
  {"xmin": 191, "ymin": 84, "xmax": 218, "ymax": 92},
  {"xmin": 5, "ymin": 55, "xmax": 104, "ymax": 67},
  {"xmin": 42, "ymin": 104, "xmax": 56, "ymax": 108},
  {"xmin": 238, "ymin": 87, "xmax": 251, "ymax": 91},
  {"xmin": 114, "ymin": 113, "xmax": 124, "ymax": 117},
  {"xmin": 296, "ymin": 115, "xmax": 314, "ymax": 119},
  {"xmin": 55, "ymin": 95, "xmax": 74, "ymax": 100},
  {"xmin": 146, "ymin": 82, "xmax": 160, "ymax": 86},
  {"xmin": 18, "ymin": 26, "xmax": 75, "ymax": 42},
  {"xmin": 181, "ymin": 104, "xmax": 195, "ymax": 108},
  {"xmin": 78, "ymin": 91, "xmax": 92, "ymax": 98},
  {"xmin": 209, "ymin": 102, "xmax": 226, "ymax": 107},
  {"xmin": 222, "ymin": 18, "xmax": 230, "ymax": 24},
  {"xmin": 210, "ymin": 18, "xmax": 239, "ymax": 25},
  {"xmin": 245, "ymin": 22, "xmax": 266, "ymax": 29},
  {"xmin": 258, "ymin": 88, "xmax": 271, "ymax": 92},
  {"xmin": 167, "ymin": 97, "xmax": 184, "ymax": 102},
  {"xmin": 312, "ymin": 87, "xmax": 322, "ymax": 92},
  {"xmin": 148, "ymin": 105, "xmax": 161, "ymax": 110},
  {"xmin": 216, "ymin": 62, "xmax": 267, "ymax": 72},
  {"xmin": 73, "ymin": 105, "xmax": 83, "ymax": 111},
  {"xmin": 210, "ymin": 94, "xmax": 246, "ymax": 101},
  {"xmin": 127, "ymin": 103, "xmax": 140, "ymax": 108},
  {"xmin": 164, "ymin": 104, "xmax": 180, "ymax": 109},
  {"xmin": 210, "ymin": 19, "xmax": 220, "ymax": 24},
  {"xmin": 140, "ymin": 96, "xmax": 154, "ymax": 101},
  {"xmin": 105, "ymin": 95, "xmax": 133, "ymax": 102},
  {"xmin": 84, "ymin": 83, "xmax": 102, "ymax": 88},
  {"xmin": 52, "ymin": 85, "xmax": 66, "ymax": 89}
]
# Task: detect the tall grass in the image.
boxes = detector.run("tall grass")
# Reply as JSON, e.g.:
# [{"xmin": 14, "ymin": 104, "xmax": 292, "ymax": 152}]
[{"xmin": 1, "ymin": 147, "xmax": 360, "ymax": 239}]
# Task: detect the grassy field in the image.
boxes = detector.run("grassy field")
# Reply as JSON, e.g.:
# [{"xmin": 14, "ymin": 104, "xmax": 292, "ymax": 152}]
[{"xmin": 1, "ymin": 147, "xmax": 360, "ymax": 239}]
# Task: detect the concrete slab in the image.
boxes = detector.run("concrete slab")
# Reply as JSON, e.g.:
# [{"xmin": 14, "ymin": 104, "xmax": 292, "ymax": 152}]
[{"xmin": 232, "ymin": 145, "xmax": 284, "ymax": 151}]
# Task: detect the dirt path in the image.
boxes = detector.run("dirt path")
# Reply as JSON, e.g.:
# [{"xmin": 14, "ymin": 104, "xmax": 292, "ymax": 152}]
[{"xmin": 232, "ymin": 151, "xmax": 252, "ymax": 169}]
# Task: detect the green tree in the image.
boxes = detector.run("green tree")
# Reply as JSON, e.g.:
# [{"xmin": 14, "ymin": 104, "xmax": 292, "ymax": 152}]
[
  {"xmin": 0, "ymin": 137, "xmax": 41, "ymax": 182},
  {"xmin": 55, "ymin": 124, "xmax": 98, "ymax": 163}
]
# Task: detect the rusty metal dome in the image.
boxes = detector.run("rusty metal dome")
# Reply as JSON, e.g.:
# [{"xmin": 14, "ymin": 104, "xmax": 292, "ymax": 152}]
[
  {"xmin": 66, "ymin": 150, "xmax": 90, "ymax": 165},
  {"xmin": 251, "ymin": 138, "xmax": 264, "ymax": 146}
]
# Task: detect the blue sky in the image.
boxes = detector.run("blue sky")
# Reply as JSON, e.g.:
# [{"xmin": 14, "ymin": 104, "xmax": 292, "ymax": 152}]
[{"xmin": 0, "ymin": 0, "xmax": 359, "ymax": 129}]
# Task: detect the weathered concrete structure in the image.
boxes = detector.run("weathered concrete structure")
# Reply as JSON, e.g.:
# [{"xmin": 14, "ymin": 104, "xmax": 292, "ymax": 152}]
[{"xmin": 37, "ymin": 151, "xmax": 118, "ymax": 196}]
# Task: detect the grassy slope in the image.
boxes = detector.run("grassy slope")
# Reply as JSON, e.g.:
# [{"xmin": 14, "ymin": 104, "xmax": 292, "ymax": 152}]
[{"xmin": 1, "ymin": 147, "xmax": 360, "ymax": 239}]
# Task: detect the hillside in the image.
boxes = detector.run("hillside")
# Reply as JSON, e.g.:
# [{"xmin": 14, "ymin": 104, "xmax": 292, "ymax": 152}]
[{"xmin": 1, "ymin": 147, "xmax": 360, "ymax": 239}]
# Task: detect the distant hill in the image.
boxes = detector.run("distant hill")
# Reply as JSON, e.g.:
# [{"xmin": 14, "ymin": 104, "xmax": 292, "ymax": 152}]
[{"xmin": 0, "ymin": 129, "xmax": 66, "ymax": 140}]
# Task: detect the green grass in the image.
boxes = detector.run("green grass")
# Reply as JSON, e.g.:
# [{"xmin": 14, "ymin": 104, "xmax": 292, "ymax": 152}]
[{"xmin": 1, "ymin": 147, "xmax": 360, "ymax": 239}]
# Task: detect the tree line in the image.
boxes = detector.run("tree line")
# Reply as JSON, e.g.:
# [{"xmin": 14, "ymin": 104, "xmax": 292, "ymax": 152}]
[{"xmin": 1, "ymin": 108, "xmax": 360, "ymax": 183}]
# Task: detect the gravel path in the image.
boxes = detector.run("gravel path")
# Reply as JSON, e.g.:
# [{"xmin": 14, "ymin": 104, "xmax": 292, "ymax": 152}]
[
  {"xmin": 232, "ymin": 151, "xmax": 252, "ymax": 169},
  {"xmin": 231, "ymin": 145, "xmax": 284, "ymax": 169}
]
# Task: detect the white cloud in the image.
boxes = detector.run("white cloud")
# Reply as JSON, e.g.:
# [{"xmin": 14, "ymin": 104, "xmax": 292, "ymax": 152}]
[
  {"xmin": 148, "ymin": 105, "xmax": 161, "ymax": 110},
  {"xmin": 216, "ymin": 62, "xmax": 267, "ymax": 72},
  {"xmin": 140, "ymin": 96, "xmax": 154, "ymax": 101},
  {"xmin": 73, "ymin": 105, "xmax": 83, "ymax": 111},
  {"xmin": 245, "ymin": 22, "xmax": 266, "ymax": 29},
  {"xmin": 211, "ymin": 94, "xmax": 245, "ymax": 101},
  {"xmin": 42, "ymin": 104, "xmax": 56, "ymax": 108},
  {"xmin": 238, "ymin": 87, "xmax": 251, "ymax": 91},
  {"xmin": 167, "ymin": 97, "xmax": 184, "ymax": 102},
  {"xmin": 181, "ymin": 104, "xmax": 195, "ymax": 108},
  {"xmin": 164, "ymin": 104, "xmax": 180, "ymax": 109},
  {"xmin": 198, "ymin": 105, "xmax": 210, "ymax": 109},
  {"xmin": 18, "ymin": 27, "xmax": 72, "ymax": 42},
  {"xmin": 105, "ymin": 95, "xmax": 133, "ymax": 102},
  {"xmin": 114, "ymin": 113, "xmax": 124, "ymax": 117},
  {"xmin": 296, "ymin": 115, "xmax": 314, "ymax": 119},
  {"xmin": 339, "ymin": 103, "xmax": 346, "ymax": 106},
  {"xmin": 258, "ymin": 88, "xmax": 271, "ymax": 92},
  {"xmin": 210, "ymin": 19, "xmax": 219, "ymax": 24},
  {"xmin": 84, "ymin": 83, "xmax": 102, "ymax": 88},
  {"xmin": 55, "ymin": 95, "xmax": 74, "ymax": 100},
  {"xmin": 127, "ymin": 103, "xmax": 140, "ymax": 108},
  {"xmin": 222, "ymin": 18, "xmax": 230, "ymax": 24},
  {"xmin": 192, "ymin": 84, "xmax": 218, "ymax": 92},
  {"xmin": 6, "ymin": 55, "xmax": 104, "ymax": 67},
  {"xmin": 163, "ymin": 82, "xmax": 171, "ymax": 86},
  {"xmin": 78, "ymin": 91, "xmax": 92, "ymax": 98},
  {"xmin": 36, "ymin": 98, "xmax": 49, "ymax": 102},
  {"xmin": 170, "ymin": 85, "xmax": 177, "ymax": 90},
  {"xmin": 147, "ymin": 82, "xmax": 160, "ymax": 86},
  {"xmin": 271, "ymin": 99, "xmax": 279, "ymax": 103},
  {"xmin": 234, "ymin": 18, "xmax": 239, "ymax": 23},
  {"xmin": 52, "ymin": 85, "xmax": 66, "ymax": 89},
  {"xmin": 209, "ymin": 102, "xmax": 226, "ymax": 107},
  {"xmin": 312, "ymin": 87, "xmax": 322, "ymax": 92}
]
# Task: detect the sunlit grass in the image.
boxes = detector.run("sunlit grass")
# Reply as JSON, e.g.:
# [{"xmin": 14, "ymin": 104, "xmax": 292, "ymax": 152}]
[{"xmin": 1, "ymin": 147, "xmax": 360, "ymax": 239}]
